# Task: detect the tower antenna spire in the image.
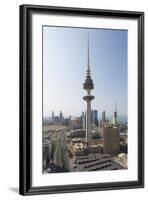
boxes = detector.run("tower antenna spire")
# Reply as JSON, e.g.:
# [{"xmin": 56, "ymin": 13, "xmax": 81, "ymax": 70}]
[
  {"xmin": 87, "ymin": 33, "xmax": 90, "ymax": 74},
  {"xmin": 115, "ymin": 102, "xmax": 117, "ymax": 112}
]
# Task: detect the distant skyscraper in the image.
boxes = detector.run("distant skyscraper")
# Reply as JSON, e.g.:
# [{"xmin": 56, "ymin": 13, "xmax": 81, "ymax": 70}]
[
  {"xmin": 59, "ymin": 110, "xmax": 64, "ymax": 122},
  {"xmin": 52, "ymin": 111, "xmax": 54, "ymax": 122},
  {"xmin": 91, "ymin": 110, "xmax": 98, "ymax": 126},
  {"xmin": 83, "ymin": 34, "xmax": 94, "ymax": 142},
  {"xmin": 82, "ymin": 111, "xmax": 86, "ymax": 129},
  {"xmin": 69, "ymin": 115, "xmax": 71, "ymax": 121},
  {"xmin": 102, "ymin": 111, "xmax": 106, "ymax": 122},
  {"xmin": 113, "ymin": 103, "xmax": 118, "ymax": 125}
]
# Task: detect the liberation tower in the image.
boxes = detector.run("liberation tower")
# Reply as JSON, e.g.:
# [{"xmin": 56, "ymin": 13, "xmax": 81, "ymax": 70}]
[{"xmin": 83, "ymin": 35, "xmax": 95, "ymax": 142}]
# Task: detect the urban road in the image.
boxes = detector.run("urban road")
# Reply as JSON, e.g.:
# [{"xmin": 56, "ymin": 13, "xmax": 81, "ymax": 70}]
[{"xmin": 54, "ymin": 130, "xmax": 70, "ymax": 171}]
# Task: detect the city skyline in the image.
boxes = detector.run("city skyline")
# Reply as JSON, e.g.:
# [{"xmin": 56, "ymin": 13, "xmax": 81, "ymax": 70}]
[
  {"xmin": 43, "ymin": 26, "xmax": 127, "ymax": 119},
  {"xmin": 44, "ymin": 109, "xmax": 127, "ymax": 123}
]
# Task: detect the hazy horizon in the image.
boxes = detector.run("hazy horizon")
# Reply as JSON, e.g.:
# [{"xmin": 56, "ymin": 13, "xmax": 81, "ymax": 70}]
[{"xmin": 43, "ymin": 26, "xmax": 127, "ymax": 119}]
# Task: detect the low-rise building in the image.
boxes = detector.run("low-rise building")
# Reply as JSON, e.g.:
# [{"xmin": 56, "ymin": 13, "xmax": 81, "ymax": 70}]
[
  {"xmin": 43, "ymin": 140, "xmax": 52, "ymax": 170},
  {"xmin": 114, "ymin": 153, "xmax": 128, "ymax": 168},
  {"xmin": 73, "ymin": 154, "xmax": 123, "ymax": 172}
]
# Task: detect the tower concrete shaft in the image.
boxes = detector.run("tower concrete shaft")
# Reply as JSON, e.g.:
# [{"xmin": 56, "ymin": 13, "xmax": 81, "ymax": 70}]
[
  {"xmin": 83, "ymin": 96, "xmax": 94, "ymax": 141},
  {"xmin": 83, "ymin": 34, "xmax": 95, "ymax": 142}
]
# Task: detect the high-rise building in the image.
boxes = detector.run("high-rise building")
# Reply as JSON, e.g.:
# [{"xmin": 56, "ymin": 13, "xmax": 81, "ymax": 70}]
[
  {"xmin": 51, "ymin": 111, "xmax": 54, "ymax": 122},
  {"xmin": 102, "ymin": 111, "xmax": 106, "ymax": 122},
  {"xmin": 82, "ymin": 111, "xmax": 86, "ymax": 129},
  {"xmin": 69, "ymin": 115, "xmax": 71, "ymax": 123},
  {"xmin": 83, "ymin": 35, "xmax": 95, "ymax": 142},
  {"xmin": 59, "ymin": 110, "xmax": 64, "ymax": 122},
  {"xmin": 103, "ymin": 126, "xmax": 120, "ymax": 155},
  {"xmin": 91, "ymin": 110, "xmax": 98, "ymax": 126},
  {"xmin": 113, "ymin": 103, "xmax": 118, "ymax": 125}
]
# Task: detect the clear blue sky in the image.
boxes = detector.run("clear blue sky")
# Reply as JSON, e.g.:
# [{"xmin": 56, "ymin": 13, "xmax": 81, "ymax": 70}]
[{"xmin": 43, "ymin": 26, "xmax": 127, "ymax": 120}]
